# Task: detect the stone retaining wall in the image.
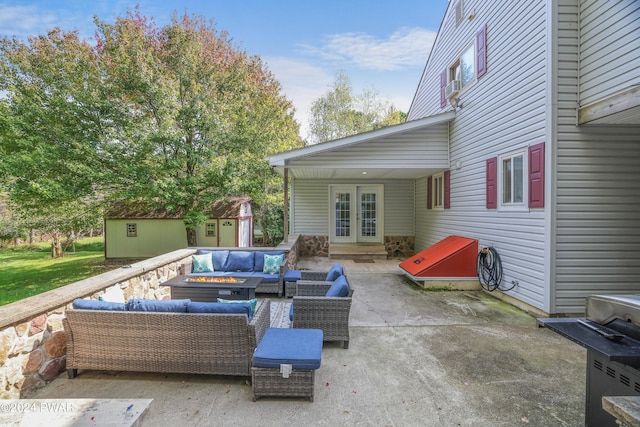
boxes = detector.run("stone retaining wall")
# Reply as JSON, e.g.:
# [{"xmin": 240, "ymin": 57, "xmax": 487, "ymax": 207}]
[
  {"xmin": 0, "ymin": 248, "xmax": 195, "ymax": 398},
  {"xmin": 0, "ymin": 238, "xmax": 302, "ymax": 399}
]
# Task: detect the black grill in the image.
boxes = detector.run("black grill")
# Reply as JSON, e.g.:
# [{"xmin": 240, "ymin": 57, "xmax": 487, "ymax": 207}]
[{"xmin": 538, "ymin": 295, "xmax": 640, "ymax": 427}]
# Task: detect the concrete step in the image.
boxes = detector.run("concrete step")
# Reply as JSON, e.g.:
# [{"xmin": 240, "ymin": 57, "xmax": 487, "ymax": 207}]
[{"xmin": 329, "ymin": 244, "xmax": 387, "ymax": 261}]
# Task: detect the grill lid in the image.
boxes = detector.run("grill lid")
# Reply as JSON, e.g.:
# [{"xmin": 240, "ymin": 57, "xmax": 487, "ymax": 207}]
[{"xmin": 586, "ymin": 294, "xmax": 640, "ymax": 326}]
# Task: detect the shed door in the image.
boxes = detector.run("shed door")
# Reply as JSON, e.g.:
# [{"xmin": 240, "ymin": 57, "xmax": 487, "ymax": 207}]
[
  {"xmin": 219, "ymin": 219, "xmax": 237, "ymax": 246},
  {"xmin": 330, "ymin": 185, "xmax": 383, "ymax": 244}
]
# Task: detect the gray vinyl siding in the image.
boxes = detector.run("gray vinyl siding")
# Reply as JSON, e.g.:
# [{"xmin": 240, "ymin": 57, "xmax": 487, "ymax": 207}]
[
  {"xmin": 291, "ymin": 180, "xmax": 415, "ymax": 236},
  {"xmin": 409, "ymin": 0, "xmax": 550, "ymax": 311},
  {"xmin": 284, "ymin": 127, "xmax": 449, "ymax": 176},
  {"xmin": 554, "ymin": 0, "xmax": 640, "ymax": 313},
  {"xmin": 579, "ymin": 0, "xmax": 640, "ymax": 106}
]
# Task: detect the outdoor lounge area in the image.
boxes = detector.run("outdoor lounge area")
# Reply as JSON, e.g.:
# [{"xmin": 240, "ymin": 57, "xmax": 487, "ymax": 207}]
[{"xmin": 11, "ymin": 257, "xmax": 589, "ymax": 426}]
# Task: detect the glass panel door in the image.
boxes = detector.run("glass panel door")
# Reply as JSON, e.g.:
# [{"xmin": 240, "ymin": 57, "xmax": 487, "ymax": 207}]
[
  {"xmin": 357, "ymin": 187, "xmax": 381, "ymax": 243},
  {"xmin": 330, "ymin": 185, "xmax": 383, "ymax": 244},
  {"xmin": 331, "ymin": 186, "xmax": 355, "ymax": 243}
]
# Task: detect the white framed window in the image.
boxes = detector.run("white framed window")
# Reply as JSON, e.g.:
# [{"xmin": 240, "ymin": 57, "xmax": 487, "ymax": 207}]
[
  {"xmin": 498, "ymin": 150, "xmax": 528, "ymax": 211},
  {"xmin": 432, "ymin": 173, "xmax": 444, "ymax": 209},
  {"xmin": 449, "ymin": 43, "xmax": 476, "ymax": 91},
  {"xmin": 126, "ymin": 223, "xmax": 137, "ymax": 237},
  {"xmin": 206, "ymin": 223, "xmax": 216, "ymax": 237}
]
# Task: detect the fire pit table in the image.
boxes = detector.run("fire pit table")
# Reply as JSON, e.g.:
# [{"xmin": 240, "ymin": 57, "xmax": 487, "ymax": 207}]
[{"xmin": 162, "ymin": 275, "xmax": 262, "ymax": 301}]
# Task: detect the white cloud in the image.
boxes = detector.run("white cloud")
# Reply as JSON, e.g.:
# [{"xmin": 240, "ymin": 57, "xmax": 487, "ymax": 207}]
[
  {"xmin": 265, "ymin": 57, "xmax": 333, "ymax": 140},
  {"xmin": 0, "ymin": 5, "xmax": 59, "ymax": 38},
  {"xmin": 299, "ymin": 27, "xmax": 437, "ymax": 71}
]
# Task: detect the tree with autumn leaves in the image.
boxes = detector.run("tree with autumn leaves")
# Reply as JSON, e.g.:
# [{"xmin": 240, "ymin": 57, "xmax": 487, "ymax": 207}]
[{"xmin": 0, "ymin": 10, "xmax": 302, "ymax": 255}]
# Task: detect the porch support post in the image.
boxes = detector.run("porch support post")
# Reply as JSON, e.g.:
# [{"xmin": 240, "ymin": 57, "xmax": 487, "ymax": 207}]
[{"xmin": 283, "ymin": 167, "xmax": 289, "ymax": 243}]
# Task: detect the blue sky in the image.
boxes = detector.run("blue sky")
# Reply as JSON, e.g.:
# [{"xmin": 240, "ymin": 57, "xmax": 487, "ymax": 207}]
[{"xmin": 0, "ymin": 0, "xmax": 449, "ymax": 139}]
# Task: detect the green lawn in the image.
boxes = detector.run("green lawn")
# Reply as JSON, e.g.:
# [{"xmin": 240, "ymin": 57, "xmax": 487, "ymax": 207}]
[{"xmin": 0, "ymin": 237, "xmax": 111, "ymax": 306}]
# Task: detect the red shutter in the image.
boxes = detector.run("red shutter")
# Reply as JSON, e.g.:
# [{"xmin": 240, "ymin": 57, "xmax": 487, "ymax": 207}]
[
  {"xmin": 440, "ymin": 69, "xmax": 447, "ymax": 108},
  {"xmin": 476, "ymin": 24, "xmax": 487, "ymax": 78},
  {"xmin": 486, "ymin": 157, "xmax": 497, "ymax": 209},
  {"xmin": 444, "ymin": 170, "xmax": 451, "ymax": 209},
  {"xmin": 427, "ymin": 176, "xmax": 433, "ymax": 209},
  {"xmin": 528, "ymin": 142, "xmax": 545, "ymax": 208}
]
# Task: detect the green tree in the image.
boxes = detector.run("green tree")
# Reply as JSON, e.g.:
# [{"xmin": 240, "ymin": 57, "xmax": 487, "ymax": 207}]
[
  {"xmin": 0, "ymin": 29, "xmax": 113, "ymax": 257},
  {"xmin": 0, "ymin": 9, "xmax": 302, "ymax": 252},
  {"xmin": 308, "ymin": 71, "xmax": 406, "ymax": 145},
  {"xmin": 94, "ymin": 11, "xmax": 301, "ymax": 245}
]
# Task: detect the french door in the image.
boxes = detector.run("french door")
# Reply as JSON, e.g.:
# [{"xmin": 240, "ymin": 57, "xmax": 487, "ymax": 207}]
[{"xmin": 330, "ymin": 185, "xmax": 383, "ymax": 243}]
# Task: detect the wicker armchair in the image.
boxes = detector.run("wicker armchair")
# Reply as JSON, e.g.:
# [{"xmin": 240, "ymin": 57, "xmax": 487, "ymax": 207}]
[
  {"xmin": 291, "ymin": 279, "xmax": 353, "ymax": 349},
  {"xmin": 285, "ymin": 264, "xmax": 347, "ymax": 297}
]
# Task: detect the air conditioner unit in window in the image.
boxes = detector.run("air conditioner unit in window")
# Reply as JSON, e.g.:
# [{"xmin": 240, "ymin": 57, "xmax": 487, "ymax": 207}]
[{"xmin": 445, "ymin": 80, "xmax": 461, "ymax": 98}]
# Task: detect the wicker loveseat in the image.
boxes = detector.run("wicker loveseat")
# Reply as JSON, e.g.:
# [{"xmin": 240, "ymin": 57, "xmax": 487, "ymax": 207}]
[
  {"xmin": 184, "ymin": 249, "xmax": 289, "ymax": 297},
  {"xmin": 64, "ymin": 298, "xmax": 271, "ymax": 379},
  {"xmin": 291, "ymin": 276, "xmax": 353, "ymax": 349}
]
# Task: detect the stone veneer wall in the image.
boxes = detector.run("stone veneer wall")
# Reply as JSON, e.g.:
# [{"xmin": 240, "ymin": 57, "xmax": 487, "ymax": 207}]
[
  {"xmin": 0, "ymin": 248, "xmax": 196, "ymax": 398},
  {"xmin": 385, "ymin": 236, "xmax": 415, "ymax": 258},
  {"xmin": 299, "ymin": 235, "xmax": 329, "ymax": 257},
  {"xmin": 297, "ymin": 235, "xmax": 414, "ymax": 259}
]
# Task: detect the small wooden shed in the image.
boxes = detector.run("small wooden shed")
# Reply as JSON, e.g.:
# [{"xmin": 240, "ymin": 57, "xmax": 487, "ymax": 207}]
[{"xmin": 104, "ymin": 197, "xmax": 253, "ymax": 259}]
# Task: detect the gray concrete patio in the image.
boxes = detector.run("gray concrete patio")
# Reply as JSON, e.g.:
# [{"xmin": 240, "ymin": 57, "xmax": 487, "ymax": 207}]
[{"xmin": 29, "ymin": 258, "xmax": 586, "ymax": 426}]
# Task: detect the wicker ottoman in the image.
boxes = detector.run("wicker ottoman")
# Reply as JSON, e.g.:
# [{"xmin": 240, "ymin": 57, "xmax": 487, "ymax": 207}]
[{"xmin": 251, "ymin": 328, "xmax": 323, "ymax": 402}]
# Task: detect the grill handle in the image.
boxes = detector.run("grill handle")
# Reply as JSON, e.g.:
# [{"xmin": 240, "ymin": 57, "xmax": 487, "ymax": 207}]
[{"xmin": 577, "ymin": 319, "xmax": 624, "ymax": 341}]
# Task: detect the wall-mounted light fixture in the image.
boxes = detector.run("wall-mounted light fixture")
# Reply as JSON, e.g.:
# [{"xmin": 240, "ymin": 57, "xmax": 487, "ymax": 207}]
[{"xmin": 450, "ymin": 97, "xmax": 463, "ymax": 110}]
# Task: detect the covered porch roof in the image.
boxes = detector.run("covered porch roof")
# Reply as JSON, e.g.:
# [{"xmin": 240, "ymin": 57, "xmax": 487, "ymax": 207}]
[{"xmin": 267, "ymin": 111, "xmax": 456, "ymax": 180}]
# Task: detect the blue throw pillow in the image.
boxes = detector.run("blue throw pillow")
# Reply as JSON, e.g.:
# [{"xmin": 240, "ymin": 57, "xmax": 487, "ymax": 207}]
[
  {"xmin": 263, "ymin": 254, "xmax": 284, "ymax": 274},
  {"xmin": 225, "ymin": 251, "xmax": 255, "ymax": 272},
  {"xmin": 325, "ymin": 275, "xmax": 350, "ymax": 297},
  {"xmin": 186, "ymin": 302, "xmax": 252, "ymax": 319},
  {"xmin": 192, "ymin": 254, "xmax": 214, "ymax": 273},
  {"xmin": 325, "ymin": 262, "xmax": 344, "ymax": 281},
  {"xmin": 128, "ymin": 299, "xmax": 190, "ymax": 313},
  {"xmin": 199, "ymin": 250, "xmax": 229, "ymax": 271},
  {"xmin": 254, "ymin": 251, "xmax": 285, "ymax": 271},
  {"xmin": 72, "ymin": 299, "xmax": 127, "ymax": 311}
]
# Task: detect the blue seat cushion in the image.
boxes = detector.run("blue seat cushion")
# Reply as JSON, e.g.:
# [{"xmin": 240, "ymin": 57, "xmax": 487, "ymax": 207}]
[
  {"xmin": 225, "ymin": 251, "xmax": 255, "ymax": 272},
  {"xmin": 284, "ymin": 270, "xmax": 301, "ymax": 282},
  {"xmin": 128, "ymin": 299, "xmax": 190, "ymax": 313},
  {"xmin": 325, "ymin": 262, "xmax": 344, "ymax": 281},
  {"xmin": 199, "ymin": 250, "xmax": 230, "ymax": 271},
  {"xmin": 186, "ymin": 302, "xmax": 252, "ymax": 319},
  {"xmin": 252, "ymin": 328, "xmax": 323, "ymax": 370},
  {"xmin": 72, "ymin": 299, "xmax": 127, "ymax": 311},
  {"xmin": 217, "ymin": 298, "xmax": 258, "ymax": 315},
  {"xmin": 253, "ymin": 272, "xmax": 279, "ymax": 283},
  {"xmin": 325, "ymin": 275, "xmax": 350, "ymax": 297}
]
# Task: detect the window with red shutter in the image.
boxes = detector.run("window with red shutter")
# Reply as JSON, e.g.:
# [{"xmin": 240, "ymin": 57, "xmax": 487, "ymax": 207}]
[
  {"xmin": 444, "ymin": 170, "xmax": 451, "ymax": 209},
  {"xmin": 427, "ymin": 176, "xmax": 433, "ymax": 209},
  {"xmin": 440, "ymin": 69, "xmax": 447, "ymax": 108},
  {"xmin": 486, "ymin": 158, "xmax": 497, "ymax": 209},
  {"xmin": 476, "ymin": 24, "xmax": 487, "ymax": 78},
  {"xmin": 528, "ymin": 142, "xmax": 545, "ymax": 208}
]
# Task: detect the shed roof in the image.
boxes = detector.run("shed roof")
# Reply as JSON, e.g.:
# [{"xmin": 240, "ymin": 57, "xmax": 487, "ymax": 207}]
[{"xmin": 105, "ymin": 197, "xmax": 252, "ymax": 220}]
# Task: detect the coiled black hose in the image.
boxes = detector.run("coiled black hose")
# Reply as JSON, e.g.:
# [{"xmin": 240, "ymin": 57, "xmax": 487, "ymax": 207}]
[{"xmin": 476, "ymin": 247, "xmax": 514, "ymax": 292}]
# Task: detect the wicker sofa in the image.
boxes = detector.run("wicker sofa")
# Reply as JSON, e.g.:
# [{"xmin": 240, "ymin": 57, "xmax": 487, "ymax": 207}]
[
  {"xmin": 64, "ymin": 298, "xmax": 271, "ymax": 378},
  {"xmin": 184, "ymin": 249, "xmax": 289, "ymax": 297},
  {"xmin": 292, "ymin": 277, "xmax": 353, "ymax": 349}
]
